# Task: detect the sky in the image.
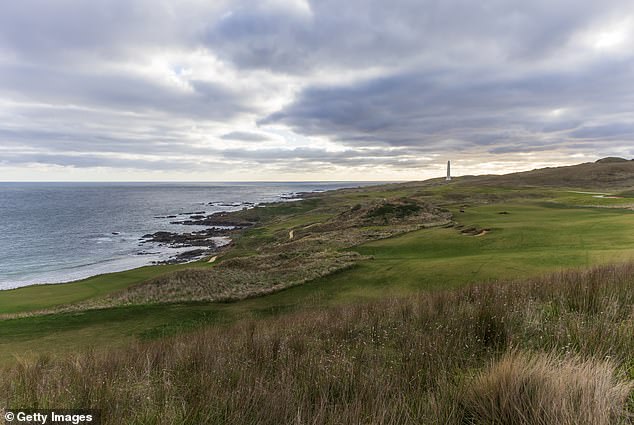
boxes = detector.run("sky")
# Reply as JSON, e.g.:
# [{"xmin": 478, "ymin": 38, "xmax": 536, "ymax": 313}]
[{"xmin": 1, "ymin": 0, "xmax": 633, "ymax": 181}]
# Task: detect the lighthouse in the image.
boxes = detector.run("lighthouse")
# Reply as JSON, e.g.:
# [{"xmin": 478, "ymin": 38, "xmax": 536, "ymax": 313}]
[{"xmin": 446, "ymin": 161, "xmax": 452, "ymax": 181}]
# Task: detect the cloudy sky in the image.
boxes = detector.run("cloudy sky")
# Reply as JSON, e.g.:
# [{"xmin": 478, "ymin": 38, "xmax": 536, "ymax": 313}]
[{"xmin": 1, "ymin": 0, "xmax": 633, "ymax": 181}]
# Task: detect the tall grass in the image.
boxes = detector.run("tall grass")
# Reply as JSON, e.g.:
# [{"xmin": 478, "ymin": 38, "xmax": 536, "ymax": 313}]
[
  {"xmin": 2, "ymin": 263, "xmax": 634, "ymax": 424},
  {"xmin": 458, "ymin": 351, "xmax": 632, "ymax": 425}
]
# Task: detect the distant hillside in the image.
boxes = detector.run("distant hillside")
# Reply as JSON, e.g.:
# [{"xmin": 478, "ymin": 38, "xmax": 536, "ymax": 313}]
[
  {"xmin": 461, "ymin": 157, "xmax": 634, "ymax": 189},
  {"xmin": 595, "ymin": 157, "xmax": 630, "ymax": 164}
]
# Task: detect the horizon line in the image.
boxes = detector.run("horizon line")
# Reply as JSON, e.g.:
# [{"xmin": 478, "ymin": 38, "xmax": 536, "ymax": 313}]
[{"xmin": 0, "ymin": 179, "xmax": 409, "ymax": 184}]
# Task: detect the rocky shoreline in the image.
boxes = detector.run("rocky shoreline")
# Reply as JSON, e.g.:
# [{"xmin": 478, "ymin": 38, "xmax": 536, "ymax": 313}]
[
  {"xmin": 138, "ymin": 192, "xmax": 308, "ymax": 264},
  {"xmin": 139, "ymin": 203, "xmax": 269, "ymax": 264}
]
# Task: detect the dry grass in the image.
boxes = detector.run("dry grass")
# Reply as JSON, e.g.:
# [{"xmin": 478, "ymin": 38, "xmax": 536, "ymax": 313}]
[
  {"xmin": 2, "ymin": 262, "xmax": 634, "ymax": 424},
  {"xmin": 458, "ymin": 351, "xmax": 632, "ymax": 425},
  {"xmin": 95, "ymin": 250, "xmax": 364, "ymax": 306}
]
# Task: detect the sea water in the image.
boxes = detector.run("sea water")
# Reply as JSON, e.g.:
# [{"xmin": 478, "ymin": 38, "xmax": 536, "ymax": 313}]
[{"xmin": 0, "ymin": 182, "xmax": 375, "ymax": 290}]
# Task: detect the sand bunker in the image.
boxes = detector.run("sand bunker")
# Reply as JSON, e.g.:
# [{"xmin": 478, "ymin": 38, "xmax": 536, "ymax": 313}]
[{"xmin": 460, "ymin": 227, "xmax": 491, "ymax": 237}]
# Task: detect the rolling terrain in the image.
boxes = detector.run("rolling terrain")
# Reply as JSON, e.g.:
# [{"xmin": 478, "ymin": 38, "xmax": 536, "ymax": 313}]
[
  {"xmin": 464, "ymin": 157, "xmax": 634, "ymax": 189},
  {"xmin": 2, "ymin": 158, "xmax": 634, "ymax": 423}
]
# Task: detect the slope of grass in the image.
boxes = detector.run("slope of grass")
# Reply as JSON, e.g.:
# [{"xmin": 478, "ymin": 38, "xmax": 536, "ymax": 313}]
[
  {"xmin": 0, "ymin": 303, "xmax": 238, "ymax": 363},
  {"xmin": 550, "ymin": 191, "xmax": 634, "ymax": 207},
  {"xmin": 462, "ymin": 158, "xmax": 634, "ymax": 189},
  {"xmin": 0, "ymin": 261, "xmax": 217, "ymax": 315},
  {"xmin": 2, "ymin": 262, "xmax": 633, "ymax": 424},
  {"xmin": 286, "ymin": 201, "xmax": 634, "ymax": 302}
]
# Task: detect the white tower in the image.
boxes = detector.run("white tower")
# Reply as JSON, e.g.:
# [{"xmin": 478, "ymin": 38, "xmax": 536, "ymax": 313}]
[{"xmin": 446, "ymin": 161, "xmax": 452, "ymax": 181}]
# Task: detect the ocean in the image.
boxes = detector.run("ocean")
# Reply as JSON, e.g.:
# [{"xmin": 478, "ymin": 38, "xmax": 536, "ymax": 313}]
[{"xmin": 0, "ymin": 182, "xmax": 376, "ymax": 290}]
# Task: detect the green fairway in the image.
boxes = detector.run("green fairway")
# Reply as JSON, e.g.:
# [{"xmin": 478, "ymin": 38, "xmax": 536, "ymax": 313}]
[
  {"xmin": 339, "ymin": 202, "xmax": 634, "ymax": 292},
  {"xmin": 246, "ymin": 201, "xmax": 634, "ymax": 305},
  {"xmin": 2, "ymin": 186, "xmax": 634, "ymax": 363},
  {"xmin": 0, "ymin": 303, "xmax": 236, "ymax": 363}
]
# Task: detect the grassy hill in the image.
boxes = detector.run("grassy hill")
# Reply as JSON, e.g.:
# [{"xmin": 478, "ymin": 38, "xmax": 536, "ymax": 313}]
[
  {"xmin": 1, "ymin": 160, "xmax": 634, "ymax": 423},
  {"xmin": 462, "ymin": 157, "xmax": 634, "ymax": 189}
]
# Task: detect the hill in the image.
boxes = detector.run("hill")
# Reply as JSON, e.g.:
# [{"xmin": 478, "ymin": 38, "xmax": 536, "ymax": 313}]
[
  {"xmin": 595, "ymin": 156, "xmax": 631, "ymax": 164},
  {"xmin": 462, "ymin": 157, "xmax": 634, "ymax": 189}
]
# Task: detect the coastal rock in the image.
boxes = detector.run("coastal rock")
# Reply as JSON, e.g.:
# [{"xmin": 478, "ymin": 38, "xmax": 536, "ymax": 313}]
[
  {"xmin": 140, "ymin": 230, "xmax": 221, "ymax": 248},
  {"xmin": 171, "ymin": 211, "xmax": 256, "ymax": 227},
  {"xmin": 154, "ymin": 249, "xmax": 213, "ymax": 265},
  {"xmin": 176, "ymin": 249, "xmax": 210, "ymax": 260}
]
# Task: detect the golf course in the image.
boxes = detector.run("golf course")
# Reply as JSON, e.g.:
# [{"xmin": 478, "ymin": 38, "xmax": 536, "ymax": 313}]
[{"xmin": 2, "ymin": 159, "xmax": 634, "ymax": 424}]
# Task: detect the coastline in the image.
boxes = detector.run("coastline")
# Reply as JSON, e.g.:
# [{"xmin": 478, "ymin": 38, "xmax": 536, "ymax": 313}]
[
  {"xmin": 0, "ymin": 200, "xmax": 261, "ymax": 291},
  {"xmin": 0, "ymin": 182, "xmax": 380, "ymax": 291}
]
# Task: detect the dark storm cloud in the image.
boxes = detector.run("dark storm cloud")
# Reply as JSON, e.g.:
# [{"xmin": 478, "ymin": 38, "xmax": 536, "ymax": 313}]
[{"xmin": 1, "ymin": 0, "xmax": 633, "ymax": 176}]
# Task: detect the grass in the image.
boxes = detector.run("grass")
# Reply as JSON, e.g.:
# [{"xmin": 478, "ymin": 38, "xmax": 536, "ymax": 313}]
[
  {"xmin": 459, "ymin": 351, "xmax": 632, "ymax": 425},
  {"xmin": 301, "ymin": 201, "xmax": 634, "ymax": 300},
  {"xmin": 549, "ymin": 191, "xmax": 634, "ymax": 207},
  {"xmin": 2, "ymin": 188, "xmax": 634, "ymax": 363},
  {"xmin": 2, "ymin": 262, "xmax": 633, "ymax": 424},
  {"xmin": 95, "ymin": 250, "xmax": 363, "ymax": 306},
  {"xmin": 0, "ymin": 261, "xmax": 217, "ymax": 315},
  {"xmin": 0, "ymin": 303, "xmax": 236, "ymax": 363}
]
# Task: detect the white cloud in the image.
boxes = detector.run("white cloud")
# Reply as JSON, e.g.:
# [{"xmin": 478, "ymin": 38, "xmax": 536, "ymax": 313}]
[{"xmin": 585, "ymin": 17, "xmax": 633, "ymax": 51}]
